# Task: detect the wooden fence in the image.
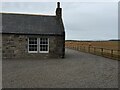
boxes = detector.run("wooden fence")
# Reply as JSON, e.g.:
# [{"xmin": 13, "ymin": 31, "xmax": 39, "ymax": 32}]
[{"xmin": 65, "ymin": 44, "xmax": 120, "ymax": 60}]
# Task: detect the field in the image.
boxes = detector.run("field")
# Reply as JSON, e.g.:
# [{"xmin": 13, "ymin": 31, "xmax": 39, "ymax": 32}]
[{"xmin": 65, "ymin": 40, "xmax": 120, "ymax": 60}]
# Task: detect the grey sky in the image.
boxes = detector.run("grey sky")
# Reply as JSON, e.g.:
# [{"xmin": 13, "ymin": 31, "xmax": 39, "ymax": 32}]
[{"xmin": 1, "ymin": 1, "xmax": 118, "ymax": 40}]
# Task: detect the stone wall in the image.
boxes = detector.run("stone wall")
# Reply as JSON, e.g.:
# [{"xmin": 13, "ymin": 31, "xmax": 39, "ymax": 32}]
[{"xmin": 2, "ymin": 34, "xmax": 65, "ymax": 59}]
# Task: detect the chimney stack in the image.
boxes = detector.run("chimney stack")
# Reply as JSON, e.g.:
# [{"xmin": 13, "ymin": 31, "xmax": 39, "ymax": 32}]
[{"xmin": 56, "ymin": 2, "xmax": 62, "ymax": 18}]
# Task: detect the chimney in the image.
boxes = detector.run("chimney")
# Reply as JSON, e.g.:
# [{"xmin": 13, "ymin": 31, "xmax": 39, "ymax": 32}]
[{"xmin": 56, "ymin": 2, "xmax": 62, "ymax": 18}]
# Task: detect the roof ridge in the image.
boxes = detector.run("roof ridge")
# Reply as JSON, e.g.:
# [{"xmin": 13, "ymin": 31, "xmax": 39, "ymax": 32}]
[{"xmin": 0, "ymin": 12, "xmax": 56, "ymax": 17}]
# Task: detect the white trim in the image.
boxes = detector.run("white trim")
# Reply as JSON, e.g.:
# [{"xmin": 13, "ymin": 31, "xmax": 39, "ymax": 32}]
[
  {"xmin": 39, "ymin": 51, "xmax": 49, "ymax": 53},
  {"xmin": 39, "ymin": 38, "xmax": 49, "ymax": 53},
  {"xmin": 28, "ymin": 37, "xmax": 49, "ymax": 54},
  {"xmin": 37, "ymin": 38, "xmax": 39, "ymax": 53},
  {"xmin": 47, "ymin": 38, "xmax": 49, "ymax": 53},
  {"xmin": 28, "ymin": 51, "xmax": 38, "ymax": 53}
]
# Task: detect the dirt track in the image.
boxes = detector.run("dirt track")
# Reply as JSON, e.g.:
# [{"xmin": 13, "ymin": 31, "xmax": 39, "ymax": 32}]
[{"xmin": 2, "ymin": 48, "xmax": 118, "ymax": 88}]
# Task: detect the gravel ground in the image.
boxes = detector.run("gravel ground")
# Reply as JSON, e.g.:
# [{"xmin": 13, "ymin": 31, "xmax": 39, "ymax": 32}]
[{"xmin": 2, "ymin": 48, "xmax": 118, "ymax": 88}]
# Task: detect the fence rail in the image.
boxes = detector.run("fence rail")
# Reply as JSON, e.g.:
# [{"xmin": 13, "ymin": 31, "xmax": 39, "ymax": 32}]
[{"xmin": 65, "ymin": 44, "xmax": 120, "ymax": 60}]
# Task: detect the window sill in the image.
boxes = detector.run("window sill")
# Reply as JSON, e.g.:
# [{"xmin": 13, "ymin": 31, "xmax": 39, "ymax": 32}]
[
  {"xmin": 39, "ymin": 51, "xmax": 49, "ymax": 53},
  {"xmin": 28, "ymin": 51, "xmax": 38, "ymax": 53}
]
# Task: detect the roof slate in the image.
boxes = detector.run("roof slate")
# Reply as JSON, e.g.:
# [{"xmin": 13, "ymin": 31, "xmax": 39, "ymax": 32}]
[{"xmin": 1, "ymin": 13, "xmax": 64, "ymax": 35}]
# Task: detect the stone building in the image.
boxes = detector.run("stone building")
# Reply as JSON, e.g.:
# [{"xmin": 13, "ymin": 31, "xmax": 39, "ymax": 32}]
[{"xmin": 1, "ymin": 2, "xmax": 65, "ymax": 59}]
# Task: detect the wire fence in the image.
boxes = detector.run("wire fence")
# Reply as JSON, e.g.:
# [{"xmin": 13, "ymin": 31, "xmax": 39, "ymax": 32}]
[{"xmin": 65, "ymin": 44, "xmax": 120, "ymax": 60}]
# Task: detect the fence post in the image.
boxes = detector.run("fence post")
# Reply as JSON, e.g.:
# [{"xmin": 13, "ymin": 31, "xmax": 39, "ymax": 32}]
[
  {"xmin": 81, "ymin": 45, "xmax": 82, "ymax": 51},
  {"xmin": 101, "ymin": 48, "xmax": 103, "ymax": 56},
  {"xmin": 118, "ymin": 50, "xmax": 120, "ymax": 55},
  {"xmin": 94, "ymin": 47, "xmax": 96, "ymax": 53},
  {"xmin": 88, "ymin": 45, "xmax": 91, "ymax": 53},
  {"xmin": 83, "ymin": 46, "xmax": 85, "ymax": 51},
  {"xmin": 78, "ymin": 45, "xmax": 80, "ymax": 51},
  {"xmin": 118, "ymin": 50, "xmax": 120, "ymax": 59},
  {"xmin": 81, "ymin": 44, "xmax": 83, "ymax": 51},
  {"xmin": 77, "ymin": 45, "xmax": 78, "ymax": 50},
  {"xmin": 79, "ymin": 46, "xmax": 81, "ymax": 50},
  {"xmin": 111, "ymin": 49, "xmax": 113, "ymax": 57}
]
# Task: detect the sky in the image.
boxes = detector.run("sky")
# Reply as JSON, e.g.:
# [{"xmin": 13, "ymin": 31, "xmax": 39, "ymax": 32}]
[{"xmin": 1, "ymin": 0, "xmax": 119, "ymax": 40}]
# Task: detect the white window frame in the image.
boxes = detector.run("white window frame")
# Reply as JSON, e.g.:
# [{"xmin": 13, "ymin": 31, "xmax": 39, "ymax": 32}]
[
  {"xmin": 39, "ymin": 38, "xmax": 49, "ymax": 53},
  {"xmin": 28, "ymin": 38, "xmax": 49, "ymax": 53},
  {"xmin": 28, "ymin": 38, "xmax": 38, "ymax": 53}
]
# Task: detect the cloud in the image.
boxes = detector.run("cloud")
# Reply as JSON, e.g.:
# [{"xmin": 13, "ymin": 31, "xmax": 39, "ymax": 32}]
[
  {"xmin": 1, "ymin": 0, "xmax": 119, "ymax": 2},
  {"xmin": 62, "ymin": 2, "xmax": 118, "ymax": 40},
  {"xmin": 1, "ymin": 2, "xmax": 118, "ymax": 40}
]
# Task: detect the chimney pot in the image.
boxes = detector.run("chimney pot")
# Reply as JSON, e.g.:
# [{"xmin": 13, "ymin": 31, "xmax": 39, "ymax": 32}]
[{"xmin": 57, "ymin": 2, "xmax": 60, "ymax": 8}]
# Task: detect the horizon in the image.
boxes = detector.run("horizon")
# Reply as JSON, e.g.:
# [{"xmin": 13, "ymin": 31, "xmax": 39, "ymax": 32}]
[{"xmin": 65, "ymin": 39, "xmax": 120, "ymax": 41}]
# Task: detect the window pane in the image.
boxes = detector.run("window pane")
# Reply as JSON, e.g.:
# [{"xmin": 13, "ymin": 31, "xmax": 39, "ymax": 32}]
[
  {"xmin": 29, "ymin": 38, "xmax": 37, "ymax": 41},
  {"xmin": 45, "ymin": 41, "xmax": 48, "ymax": 44},
  {"xmin": 40, "ymin": 40, "xmax": 43, "ymax": 44},
  {"xmin": 28, "ymin": 38, "xmax": 38, "ymax": 52},
  {"xmin": 29, "ymin": 45, "xmax": 37, "ymax": 51},
  {"xmin": 29, "ymin": 48, "xmax": 34, "ymax": 51},
  {"xmin": 29, "ymin": 38, "xmax": 37, "ymax": 45},
  {"xmin": 46, "ymin": 45, "xmax": 48, "ymax": 51},
  {"xmin": 39, "ymin": 38, "xmax": 48, "ymax": 52},
  {"xmin": 34, "ymin": 40, "xmax": 37, "ymax": 44},
  {"xmin": 29, "ymin": 41, "xmax": 33, "ymax": 44}
]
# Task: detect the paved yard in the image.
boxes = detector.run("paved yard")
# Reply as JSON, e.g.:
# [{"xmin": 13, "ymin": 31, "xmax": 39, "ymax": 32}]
[{"xmin": 2, "ymin": 48, "xmax": 118, "ymax": 88}]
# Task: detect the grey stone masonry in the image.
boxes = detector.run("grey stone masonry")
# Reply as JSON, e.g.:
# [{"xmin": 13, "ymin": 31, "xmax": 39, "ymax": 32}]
[{"xmin": 2, "ymin": 34, "xmax": 65, "ymax": 59}]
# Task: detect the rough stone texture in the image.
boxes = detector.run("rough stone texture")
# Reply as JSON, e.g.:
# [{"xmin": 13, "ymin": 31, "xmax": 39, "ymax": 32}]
[
  {"xmin": 2, "ymin": 34, "xmax": 65, "ymax": 59},
  {"xmin": 2, "ymin": 48, "xmax": 118, "ymax": 88}
]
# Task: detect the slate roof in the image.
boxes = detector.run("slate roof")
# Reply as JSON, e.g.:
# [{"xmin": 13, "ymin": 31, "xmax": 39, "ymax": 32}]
[{"xmin": 1, "ymin": 13, "xmax": 64, "ymax": 35}]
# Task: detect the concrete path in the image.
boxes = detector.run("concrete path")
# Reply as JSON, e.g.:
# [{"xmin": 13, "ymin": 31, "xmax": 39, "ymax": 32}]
[{"xmin": 2, "ymin": 48, "xmax": 118, "ymax": 88}]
